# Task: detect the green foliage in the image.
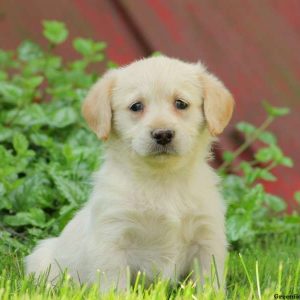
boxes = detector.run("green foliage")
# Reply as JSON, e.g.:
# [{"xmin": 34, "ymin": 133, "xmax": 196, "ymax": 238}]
[
  {"xmin": 73, "ymin": 38, "xmax": 106, "ymax": 58},
  {"xmin": 221, "ymin": 102, "xmax": 300, "ymax": 247},
  {"xmin": 295, "ymin": 191, "xmax": 300, "ymax": 205},
  {"xmin": 0, "ymin": 21, "xmax": 299, "ymax": 257},
  {"xmin": 262, "ymin": 100, "xmax": 290, "ymax": 117},
  {"xmin": 0, "ymin": 20, "xmax": 110, "ymax": 253},
  {"xmin": 43, "ymin": 21, "xmax": 69, "ymax": 45}
]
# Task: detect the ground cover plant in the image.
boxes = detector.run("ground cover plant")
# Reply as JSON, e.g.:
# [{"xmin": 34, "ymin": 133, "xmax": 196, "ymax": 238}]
[{"xmin": 0, "ymin": 21, "xmax": 299, "ymax": 299}]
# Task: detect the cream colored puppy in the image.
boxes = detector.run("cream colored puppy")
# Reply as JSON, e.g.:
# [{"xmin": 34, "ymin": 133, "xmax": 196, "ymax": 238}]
[{"xmin": 25, "ymin": 56, "xmax": 234, "ymax": 290}]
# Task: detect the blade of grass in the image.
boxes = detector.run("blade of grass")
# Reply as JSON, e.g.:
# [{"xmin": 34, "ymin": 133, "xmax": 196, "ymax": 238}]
[
  {"xmin": 255, "ymin": 261, "xmax": 261, "ymax": 300},
  {"xmin": 239, "ymin": 253, "xmax": 257, "ymax": 300}
]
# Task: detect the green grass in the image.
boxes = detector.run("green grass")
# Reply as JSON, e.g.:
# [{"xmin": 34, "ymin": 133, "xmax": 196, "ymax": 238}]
[{"xmin": 0, "ymin": 235, "xmax": 299, "ymax": 299}]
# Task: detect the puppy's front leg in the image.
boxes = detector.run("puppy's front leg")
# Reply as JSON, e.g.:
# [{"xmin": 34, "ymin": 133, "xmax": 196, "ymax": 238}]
[
  {"xmin": 191, "ymin": 242, "xmax": 226, "ymax": 289},
  {"xmin": 183, "ymin": 214, "xmax": 227, "ymax": 288},
  {"xmin": 87, "ymin": 246, "xmax": 129, "ymax": 293},
  {"xmin": 97, "ymin": 266, "xmax": 128, "ymax": 293}
]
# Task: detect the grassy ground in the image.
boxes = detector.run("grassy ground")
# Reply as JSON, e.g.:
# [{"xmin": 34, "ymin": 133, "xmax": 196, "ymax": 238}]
[{"xmin": 0, "ymin": 235, "xmax": 299, "ymax": 299}]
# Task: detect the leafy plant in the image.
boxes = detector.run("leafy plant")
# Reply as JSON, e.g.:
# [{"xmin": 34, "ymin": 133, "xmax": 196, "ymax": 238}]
[
  {"xmin": 220, "ymin": 103, "xmax": 300, "ymax": 247},
  {"xmin": 0, "ymin": 21, "xmax": 110, "ymax": 253},
  {"xmin": 0, "ymin": 21, "xmax": 299, "ymax": 257}
]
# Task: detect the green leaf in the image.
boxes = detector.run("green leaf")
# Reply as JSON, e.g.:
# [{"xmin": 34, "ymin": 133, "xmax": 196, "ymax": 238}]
[
  {"xmin": 0, "ymin": 70, "xmax": 7, "ymax": 81},
  {"xmin": 73, "ymin": 38, "xmax": 106, "ymax": 57},
  {"xmin": 49, "ymin": 169, "xmax": 85, "ymax": 205},
  {"xmin": 226, "ymin": 215, "xmax": 252, "ymax": 242},
  {"xmin": 21, "ymin": 76, "xmax": 44, "ymax": 89},
  {"xmin": 294, "ymin": 192, "xmax": 300, "ymax": 205},
  {"xmin": 62, "ymin": 144, "xmax": 74, "ymax": 162},
  {"xmin": 13, "ymin": 133, "xmax": 29, "ymax": 155},
  {"xmin": 92, "ymin": 53, "xmax": 105, "ymax": 62},
  {"xmin": 50, "ymin": 107, "xmax": 78, "ymax": 128},
  {"xmin": 93, "ymin": 41, "xmax": 107, "ymax": 52},
  {"xmin": 3, "ymin": 208, "xmax": 46, "ymax": 227},
  {"xmin": 0, "ymin": 231, "xmax": 27, "ymax": 251},
  {"xmin": 22, "ymin": 57, "xmax": 46, "ymax": 75},
  {"xmin": 0, "ymin": 126, "xmax": 13, "ymax": 142},
  {"xmin": 258, "ymin": 131, "xmax": 277, "ymax": 145},
  {"xmin": 17, "ymin": 40, "xmax": 43, "ymax": 61},
  {"xmin": 30, "ymin": 133, "xmax": 54, "ymax": 148},
  {"xmin": 245, "ymin": 168, "xmax": 261, "ymax": 185},
  {"xmin": 239, "ymin": 162, "xmax": 253, "ymax": 178},
  {"xmin": 27, "ymin": 228, "xmax": 44, "ymax": 238},
  {"xmin": 0, "ymin": 183, "xmax": 5, "ymax": 196},
  {"xmin": 279, "ymin": 156, "xmax": 293, "ymax": 168},
  {"xmin": 70, "ymin": 60, "xmax": 88, "ymax": 71},
  {"xmin": 0, "ymin": 49, "xmax": 17, "ymax": 68},
  {"xmin": 264, "ymin": 194, "xmax": 287, "ymax": 212},
  {"xmin": 45, "ymin": 56, "xmax": 62, "ymax": 69},
  {"xmin": 222, "ymin": 151, "xmax": 234, "ymax": 163},
  {"xmin": 262, "ymin": 101, "xmax": 290, "ymax": 117},
  {"xmin": 5, "ymin": 104, "xmax": 48, "ymax": 126},
  {"xmin": 0, "ymin": 82, "xmax": 23, "ymax": 104},
  {"xmin": 107, "ymin": 60, "xmax": 118, "ymax": 69},
  {"xmin": 29, "ymin": 208, "xmax": 47, "ymax": 226},
  {"xmin": 259, "ymin": 169, "xmax": 276, "ymax": 181},
  {"xmin": 255, "ymin": 148, "xmax": 272, "ymax": 163},
  {"xmin": 43, "ymin": 20, "xmax": 68, "ymax": 45},
  {"xmin": 151, "ymin": 51, "xmax": 162, "ymax": 57},
  {"xmin": 73, "ymin": 38, "xmax": 93, "ymax": 56},
  {"xmin": 269, "ymin": 144, "xmax": 284, "ymax": 162},
  {"xmin": 236, "ymin": 122, "xmax": 256, "ymax": 135}
]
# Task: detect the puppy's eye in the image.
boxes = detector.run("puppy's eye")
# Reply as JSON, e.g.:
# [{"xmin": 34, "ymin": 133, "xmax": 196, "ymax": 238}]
[
  {"xmin": 129, "ymin": 102, "xmax": 144, "ymax": 112},
  {"xmin": 175, "ymin": 99, "xmax": 189, "ymax": 110}
]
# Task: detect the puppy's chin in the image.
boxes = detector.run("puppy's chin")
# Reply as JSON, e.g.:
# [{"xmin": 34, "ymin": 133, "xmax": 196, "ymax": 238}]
[
  {"xmin": 134, "ymin": 143, "xmax": 179, "ymax": 158},
  {"xmin": 148, "ymin": 144, "xmax": 178, "ymax": 156}
]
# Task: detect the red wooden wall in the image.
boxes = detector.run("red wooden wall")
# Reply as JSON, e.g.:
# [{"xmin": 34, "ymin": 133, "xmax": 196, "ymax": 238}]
[{"xmin": 0, "ymin": 0, "xmax": 299, "ymax": 208}]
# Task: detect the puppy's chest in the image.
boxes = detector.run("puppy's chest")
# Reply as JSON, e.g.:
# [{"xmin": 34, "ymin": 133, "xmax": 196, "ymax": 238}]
[
  {"xmin": 119, "ymin": 189, "xmax": 208, "ymax": 254},
  {"xmin": 131, "ymin": 184, "xmax": 201, "ymax": 215},
  {"xmin": 120, "ymin": 209, "xmax": 208, "ymax": 246},
  {"xmin": 117, "ymin": 207, "xmax": 210, "ymax": 276}
]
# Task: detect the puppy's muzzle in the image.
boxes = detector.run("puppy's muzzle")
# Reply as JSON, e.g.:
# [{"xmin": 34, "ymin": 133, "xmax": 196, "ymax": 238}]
[{"xmin": 151, "ymin": 129, "xmax": 175, "ymax": 145}]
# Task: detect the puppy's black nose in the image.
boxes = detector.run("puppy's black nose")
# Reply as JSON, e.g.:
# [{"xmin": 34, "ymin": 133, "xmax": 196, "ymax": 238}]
[{"xmin": 151, "ymin": 129, "xmax": 175, "ymax": 145}]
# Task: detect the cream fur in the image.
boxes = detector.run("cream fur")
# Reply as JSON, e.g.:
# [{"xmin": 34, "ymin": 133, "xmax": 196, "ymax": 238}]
[{"xmin": 25, "ymin": 56, "xmax": 234, "ymax": 291}]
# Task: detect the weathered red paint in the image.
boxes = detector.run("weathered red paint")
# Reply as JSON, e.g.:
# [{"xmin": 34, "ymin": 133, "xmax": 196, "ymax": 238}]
[
  {"xmin": 0, "ymin": 0, "xmax": 299, "ymax": 208},
  {"xmin": 145, "ymin": 0, "xmax": 184, "ymax": 43},
  {"xmin": 73, "ymin": 0, "xmax": 144, "ymax": 64}
]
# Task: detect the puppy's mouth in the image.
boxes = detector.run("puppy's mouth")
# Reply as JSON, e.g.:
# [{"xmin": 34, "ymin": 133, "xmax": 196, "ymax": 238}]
[{"xmin": 148, "ymin": 144, "xmax": 177, "ymax": 156}]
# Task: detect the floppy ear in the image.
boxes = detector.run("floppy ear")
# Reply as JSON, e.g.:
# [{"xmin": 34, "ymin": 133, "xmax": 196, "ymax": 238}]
[
  {"xmin": 82, "ymin": 70, "xmax": 116, "ymax": 140},
  {"xmin": 201, "ymin": 72, "xmax": 234, "ymax": 136}
]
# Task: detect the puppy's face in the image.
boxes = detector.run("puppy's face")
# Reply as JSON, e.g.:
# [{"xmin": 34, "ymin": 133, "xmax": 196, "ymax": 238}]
[{"xmin": 82, "ymin": 57, "xmax": 234, "ymax": 159}]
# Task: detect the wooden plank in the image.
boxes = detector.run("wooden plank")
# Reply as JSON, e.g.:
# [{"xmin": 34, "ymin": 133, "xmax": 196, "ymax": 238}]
[
  {"xmin": 117, "ymin": 0, "xmax": 300, "ymax": 206},
  {"xmin": 0, "ymin": 0, "xmax": 146, "ymax": 64},
  {"xmin": 0, "ymin": 0, "xmax": 299, "ymax": 205},
  {"xmin": 269, "ymin": 0, "xmax": 300, "ymax": 35}
]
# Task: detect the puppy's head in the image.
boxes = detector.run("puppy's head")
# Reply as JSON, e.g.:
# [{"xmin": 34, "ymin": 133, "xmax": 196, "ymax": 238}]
[{"xmin": 82, "ymin": 56, "xmax": 234, "ymax": 160}]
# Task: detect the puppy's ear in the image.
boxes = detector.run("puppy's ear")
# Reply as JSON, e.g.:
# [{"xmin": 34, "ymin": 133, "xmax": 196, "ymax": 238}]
[
  {"xmin": 82, "ymin": 70, "xmax": 116, "ymax": 140},
  {"xmin": 201, "ymin": 71, "xmax": 234, "ymax": 136}
]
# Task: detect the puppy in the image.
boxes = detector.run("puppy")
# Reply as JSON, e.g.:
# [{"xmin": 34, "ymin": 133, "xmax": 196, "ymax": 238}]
[{"xmin": 25, "ymin": 56, "xmax": 234, "ymax": 291}]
